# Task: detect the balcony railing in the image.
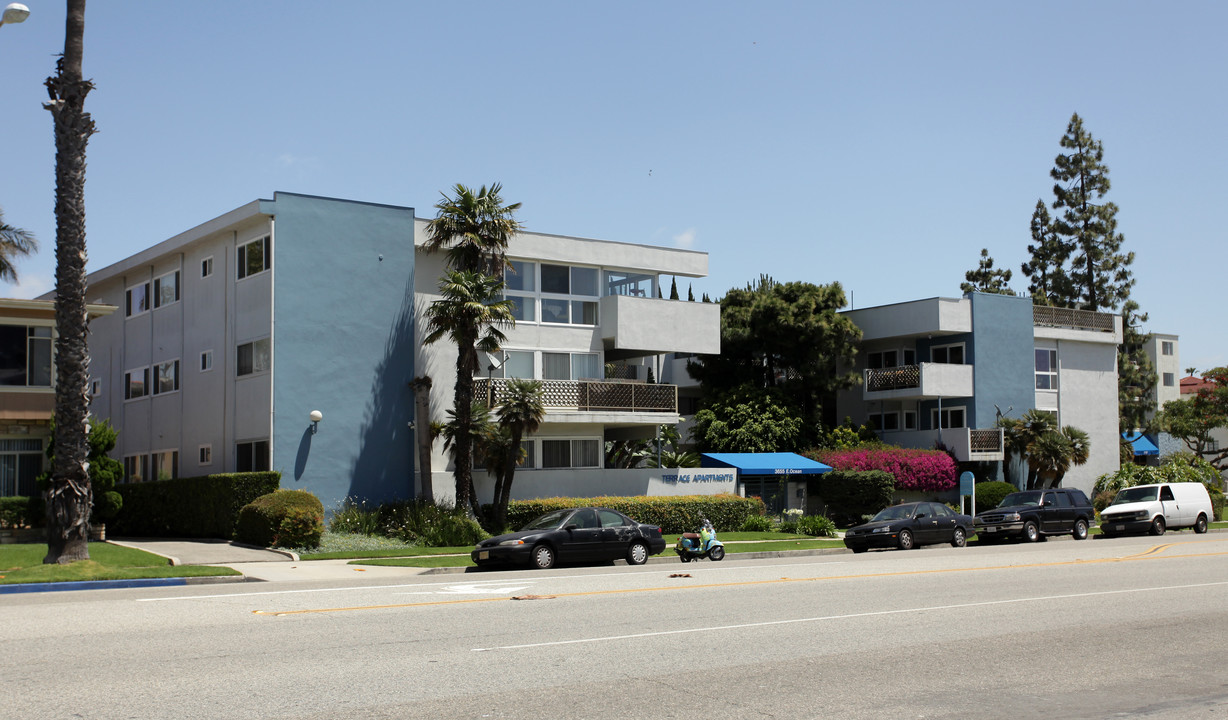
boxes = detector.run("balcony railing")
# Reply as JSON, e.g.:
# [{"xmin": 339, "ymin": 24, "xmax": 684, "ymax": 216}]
[
  {"xmin": 865, "ymin": 365, "xmax": 921, "ymax": 392},
  {"xmin": 475, "ymin": 378, "xmax": 677, "ymax": 413},
  {"xmin": 940, "ymin": 427, "xmax": 1005, "ymax": 462},
  {"xmin": 1033, "ymin": 306, "xmax": 1115, "ymax": 333}
]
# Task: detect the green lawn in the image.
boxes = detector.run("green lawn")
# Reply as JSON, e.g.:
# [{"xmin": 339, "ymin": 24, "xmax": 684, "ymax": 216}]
[{"xmin": 0, "ymin": 543, "xmax": 240, "ymax": 585}]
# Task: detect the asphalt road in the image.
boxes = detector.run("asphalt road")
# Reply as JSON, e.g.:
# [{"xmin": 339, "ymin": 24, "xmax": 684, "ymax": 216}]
[{"xmin": 4, "ymin": 533, "xmax": 1227, "ymax": 719}]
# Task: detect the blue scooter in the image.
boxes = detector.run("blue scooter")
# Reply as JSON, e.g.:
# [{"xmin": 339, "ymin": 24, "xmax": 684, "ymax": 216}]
[{"xmin": 675, "ymin": 519, "xmax": 725, "ymax": 562}]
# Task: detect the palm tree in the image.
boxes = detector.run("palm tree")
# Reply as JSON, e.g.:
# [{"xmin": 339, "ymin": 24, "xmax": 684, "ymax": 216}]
[
  {"xmin": 423, "ymin": 183, "xmax": 522, "ymax": 276},
  {"xmin": 45, "ymin": 0, "xmax": 96, "ymax": 565},
  {"xmin": 409, "ymin": 375, "xmax": 433, "ymax": 502},
  {"xmin": 0, "ymin": 208, "xmax": 38, "ymax": 283},
  {"xmin": 1016, "ymin": 409, "xmax": 1058, "ymax": 489},
  {"xmin": 422, "ymin": 270, "xmax": 515, "ymax": 515},
  {"xmin": 491, "ymin": 378, "xmax": 546, "ymax": 530},
  {"xmin": 1028, "ymin": 425, "xmax": 1092, "ymax": 489}
]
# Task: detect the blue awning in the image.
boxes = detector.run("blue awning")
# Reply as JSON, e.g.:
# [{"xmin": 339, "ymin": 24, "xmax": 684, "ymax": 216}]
[
  {"xmin": 700, "ymin": 452, "xmax": 833, "ymax": 476},
  {"xmin": 1122, "ymin": 432, "xmax": 1159, "ymax": 457}
]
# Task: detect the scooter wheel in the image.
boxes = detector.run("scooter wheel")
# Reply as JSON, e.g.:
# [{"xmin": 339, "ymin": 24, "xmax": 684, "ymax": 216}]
[{"xmin": 708, "ymin": 546, "xmax": 725, "ymax": 561}]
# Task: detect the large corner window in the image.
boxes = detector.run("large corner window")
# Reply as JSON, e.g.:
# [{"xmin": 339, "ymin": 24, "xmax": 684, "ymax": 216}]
[
  {"xmin": 504, "ymin": 261, "xmax": 600, "ymax": 326},
  {"xmin": 541, "ymin": 438, "xmax": 600, "ymax": 469},
  {"xmin": 503, "ymin": 260, "xmax": 537, "ymax": 322},
  {"xmin": 542, "ymin": 352, "xmax": 600, "ymax": 381},
  {"xmin": 237, "ymin": 338, "xmax": 271, "ymax": 377},
  {"xmin": 237, "ymin": 236, "xmax": 271, "ymax": 280},
  {"xmin": 236, "ymin": 440, "xmax": 270, "ymax": 472},
  {"xmin": 0, "ymin": 325, "xmax": 52, "ymax": 387},
  {"xmin": 604, "ymin": 270, "xmax": 655, "ymax": 298},
  {"xmin": 154, "ymin": 270, "xmax": 180, "ymax": 309},
  {"xmin": 125, "ymin": 281, "xmax": 151, "ymax": 317},
  {"xmin": 1035, "ymin": 348, "xmax": 1058, "ymax": 390}
]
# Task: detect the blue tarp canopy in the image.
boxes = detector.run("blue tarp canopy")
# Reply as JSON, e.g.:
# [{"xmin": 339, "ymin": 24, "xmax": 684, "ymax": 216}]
[
  {"xmin": 1122, "ymin": 432, "xmax": 1159, "ymax": 457},
  {"xmin": 700, "ymin": 452, "xmax": 833, "ymax": 476}
]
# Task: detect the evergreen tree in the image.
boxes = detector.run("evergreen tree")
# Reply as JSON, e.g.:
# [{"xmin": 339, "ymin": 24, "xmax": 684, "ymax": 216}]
[
  {"xmin": 1049, "ymin": 113, "xmax": 1135, "ymax": 312},
  {"xmin": 687, "ymin": 284, "xmax": 695, "ymax": 301},
  {"xmin": 669, "ymin": 277, "xmax": 679, "ymax": 300},
  {"xmin": 1118, "ymin": 299, "xmax": 1156, "ymax": 433},
  {"xmin": 961, "ymin": 248, "xmax": 1014, "ymax": 295},
  {"xmin": 1020, "ymin": 200, "xmax": 1073, "ymax": 305}
]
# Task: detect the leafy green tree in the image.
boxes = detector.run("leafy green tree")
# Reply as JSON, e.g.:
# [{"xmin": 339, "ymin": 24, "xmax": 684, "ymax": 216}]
[
  {"xmin": 1020, "ymin": 199, "xmax": 1072, "ymax": 306},
  {"xmin": 1027, "ymin": 425, "xmax": 1091, "ymax": 489},
  {"xmin": 37, "ymin": 417, "xmax": 124, "ymax": 525},
  {"xmin": 961, "ymin": 248, "xmax": 1013, "ymax": 295},
  {"xmin": 691, "ymin": 389, "xmax": 804, "ymax": 453},
  {"xmin": 687, "ymin": 275, "xmax": 861, "ymax": 445},
  {"xmin": 1157, "ymin": 366, "xmax": 1228, "ymax": 474},
  {"xmin": 422, "ymin": 271, "xmax": 515, "ymax": 515},
  {"xmin": 0, "ymin": 207, "xmax": 38, "ymax": 283},
  {"xmin": 1118, "ymin": 299, "xmax": 1156, "ymax": 433},
  {"xmin": 647, "ymin": 424, "xmax": 700, "ymax": 468},
  {"xmin": 490, "ymin": 378, "xmax": 546, "ymax": 529},
  {"xmin": 999, "ymin": 409, "xmax": 1057, "ymax": 488},
  {"xmin": 605, "ymin": 438, "xmax": 652, "ymax": 469},
  {"xmin": 423, "ymin": 183, "xmax": 522, "ymax": 276}
]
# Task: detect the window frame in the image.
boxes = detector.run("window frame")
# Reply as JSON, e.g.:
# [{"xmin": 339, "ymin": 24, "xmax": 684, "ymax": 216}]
[
  {"xmin": 124, "ymin": 366, "xmax": 150, "ymax": 401},
  {"xmin": 153, "ymin": 270, "xmax": 181, "ymax": 309},
  {"xmin": 931, "ymin": 405, "xmax": 967, "ymax": 429},
  {"xmin": 153, "ymin": 359, "xmax": 180, "ymax": 395},
  {"xmin": 201, "ymin": 256, "xmax": 214, "ymax": 278},
  {"xmin": 236, "ymin": 338, "xmax": 271, "ymax": 378},
  {"xmin": 1035, "ymin": 348, "xmax": 1059, "ymax": 390},
  {"xmin": 200, "ymin": 349, "xmax": 213, "ymax": 373},
  {"xmin": 236, "ymin": 439, "xmax": 271, "ymax": 472},
  {"xmin": 930, "ymin": 342, "xmax": 965, "ymax": 365},
  {"xmin": 237, "ymin": 236, "xmax": 271, "ymax": 281},
  {"xmin": 152, "ymin": 449, "xmax": 179, "ymax": 481},
  {"xmin": 198, "ymin": 444, "xmax": 212, "ymax": 466},
  {"xmin": 125, "ymin": 281, "xmax": 151, "ymax": 318},
  {"xmin": 1161, "ymin": 341, "xmax": 1174, "ymax": 356}
]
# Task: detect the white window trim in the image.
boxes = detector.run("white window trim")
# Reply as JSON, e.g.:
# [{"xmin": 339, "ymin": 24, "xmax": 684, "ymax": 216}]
[
  {"xmin": 869, "ymin": 411, "xmax": 900, "ymax": 432},
  {"xmin": 125, "ymin": 281, "xmax": 151, "ymax": 318},
  {"xmin": 536, "ymin": 436, "xmax": 602, "ymax": 469},
  {"xmin": 1035, "ymin": 348, "xmax": 1059, "ymax": 391},
  {"xmin": 200, "ymin": 349, "xmax": 214, "ymax": 373},
  {"xmin": 198, "ymin": 444, "xmax": 213, "ymax": 465},
  {"xmin": 930, "ymin": 342, "xmax": 966, "ymax": 365},
  {"xmin": 237, "ymin": 236, "xmax": 271, "ymax": 281},
  {"xmin": 903, "ymin": 410, "xmax": 918, "ymax": 430},
  {"xmin": 236, "ymin": 337, "xmax": 271, "ymax": 378},
  {"xmin": 153, "ymin": 269, "xmax": 181, "ymax": 309},
  {"xmin": 931, "ymin": 405, "xmax": 967, "ymax": 430},
  {"xmin": 514, "ymin": 260, "xmax": 601, "ymax": 327},
  {"xmin": 152, "ymin": 358, "xmax": 181, "ymax": 396},
  {"xmin": 201, "ymin": 256, "xmax": 214, "ymax": 279}
]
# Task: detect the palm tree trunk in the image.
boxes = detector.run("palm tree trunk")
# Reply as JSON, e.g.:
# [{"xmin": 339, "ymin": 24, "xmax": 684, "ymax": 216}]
[
  {"xmin": 410, "ymin": 376, "xmax": 433, "ymax": 502},
  {"xmin": 453, "ymin": 339, "xmax": 476, "ymax": 513},
  {"xmin": 43, "ymin": 0, "xmax": 95, "ymax": 565}
]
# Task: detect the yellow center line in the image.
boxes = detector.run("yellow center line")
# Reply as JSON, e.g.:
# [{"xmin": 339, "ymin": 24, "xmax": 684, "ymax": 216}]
[{"xmin": 253, "ymin": 540, "xmax": 1228, "ymax": 616}]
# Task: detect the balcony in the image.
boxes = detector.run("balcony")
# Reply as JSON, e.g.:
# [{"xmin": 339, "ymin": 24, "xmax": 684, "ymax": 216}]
[
  {"xmin": 475, "ymin": 378, "xmax": 677, "ymax": 414},
  {"xmin": 878, "ymin": 427, "xmax": 1004, "ymax": 462},
  {"xmin": 863, "ymin": 363, "xmax": 973, "ymax": 400},
  {"xmin": 599, "ymin": 294, "xmax": 720, "ymax": 359},
  {"xmin": 1032, "ymin": 306, "xmax": 1116, "ymax": 333}
]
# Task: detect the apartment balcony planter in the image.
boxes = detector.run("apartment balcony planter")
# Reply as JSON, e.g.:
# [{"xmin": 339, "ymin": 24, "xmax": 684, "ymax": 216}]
[
  {"xmin": 475, "ymin": 378, "xmax": 678, "ymax": 414},
  {"xmin": 863, "ymin": 363, "xmax": 973, "ymax": 401}
]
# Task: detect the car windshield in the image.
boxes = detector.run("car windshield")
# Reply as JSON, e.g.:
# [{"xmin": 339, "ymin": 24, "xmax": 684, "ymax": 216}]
[
  {"xmin": 1111, "ymin": 487, "xmax": 1158, "ymax": 505},
  {"xmin": 998, "ymin": 491, "xmax": 1042, "ymax": 507},
  {"xmin": 520, "ymin": 510, "xmax": 571, "ymax": 531},
  {"xmin": 871, "ymin": 505, "xmax": 915, "ymax": 522}
]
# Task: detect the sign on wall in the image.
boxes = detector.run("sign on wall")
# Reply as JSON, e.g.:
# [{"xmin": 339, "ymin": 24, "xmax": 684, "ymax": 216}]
[{"xmin": 647, "ymin": 468, "xmax": 738, "ymax": 496}]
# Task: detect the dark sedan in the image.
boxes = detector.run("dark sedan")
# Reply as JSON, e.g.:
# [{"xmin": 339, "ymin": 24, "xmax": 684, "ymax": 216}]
[
  {"xmin": 843, "ymin": 502, "xmax": 976, "ymax": 553},
  {"xmin": 471, "ymin": 507, "xmax": 667, "ymax": 569}
]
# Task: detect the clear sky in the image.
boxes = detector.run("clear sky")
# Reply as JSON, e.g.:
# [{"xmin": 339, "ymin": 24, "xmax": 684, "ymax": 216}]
[{"xmin": 1, "ymin": 1, "xmax": 1224, "ymax": 370}]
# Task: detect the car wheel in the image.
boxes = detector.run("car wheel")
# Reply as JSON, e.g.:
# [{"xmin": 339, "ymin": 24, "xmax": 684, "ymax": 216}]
[
  {"xmin": 897, "ymin": 529, "xmax": 914, "ymax": 550},
  {"xmin": 1023, "ymin": 521, "xmax": 1039, "ymax": 542},
  {"xmin": 1194, "ymin": 514, "xmax": 1209, "ymax": 534},
  {"xmin": 530, "ymin": 544, "xmax": 555, "ymax": 570},
  {"xmin": 852, "ymin": 546, "xmax": 867, "ymax": 553},
  {"xmin": 1072, "ymin": 519, "xmax": 1089, "ymax": 540},
  {"xmin": 951, "ymin": 527, "xmax": 967, "ymax": 548},
  {"xmin": 708, "ymin": 546, "xmax": 725, "ymax": 561},
  {"xmin": 626, "ymin": 541, "xmax": 649, "ymax": 565},
  {"xmin": 1150, "ymin": 516, "xmax": 1166, "ymax": 536}
]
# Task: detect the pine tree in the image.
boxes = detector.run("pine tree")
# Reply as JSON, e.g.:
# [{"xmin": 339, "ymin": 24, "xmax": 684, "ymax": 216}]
[
  {"xmin": 687, "ymin": 284, "xmax": 695, "ymax": 301},
  {"xmin": 669, "ymin": 277, "xmax": 679, "ymax": 300},
  {"xmin": 1020, "ymin": 200, "xmax": 1073, "ymax": 306},
  {"xmin": 1049, "ymin": 113, "xmax": 1135, "ymax": 312},
  {"xmin": 1118, "ymin": 299, "xmax": 1156, "ymax": 433},
  {"xmin": 961, "ymin": 248, "xmax": 1014, "ymax": 295}
]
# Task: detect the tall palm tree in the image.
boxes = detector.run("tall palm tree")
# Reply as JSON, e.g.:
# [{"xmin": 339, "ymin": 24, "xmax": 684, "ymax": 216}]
[
  {"xmin": 1028, "ymin": 425, "xmax": 1092, "ymax": 489},
  {"xmin": 423, "ymin": 183, "xmax": 522, "ymax": 276},
  {"xmin": 422, "ymin": 270, "xmax": 515, "ymax": 515},
  {"xmin": 492, "ymin": 378, "xmax": 546, "ymax": 530},
  {"xmin": 0, "ymin": 208, "xmax": 38, "ymax": 283},
  {"xmin": 44, "ymin": 0, "xmax": 96, "ymax": 565},
  {"xmin": 1016, "ymin": 409, "xmax": 1058, "ymax": 489}
]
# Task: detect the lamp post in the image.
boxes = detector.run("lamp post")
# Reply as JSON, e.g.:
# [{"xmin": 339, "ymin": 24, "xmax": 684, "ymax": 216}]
[{"xmin": 0, "ymin": 3, "xmax": 30, "ymax": 27}]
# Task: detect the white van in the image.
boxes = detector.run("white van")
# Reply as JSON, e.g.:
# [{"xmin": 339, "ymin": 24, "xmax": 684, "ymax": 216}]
[{"xmin": 1099, "ymin": 482, "xmax": 1214, "ymax": 537}]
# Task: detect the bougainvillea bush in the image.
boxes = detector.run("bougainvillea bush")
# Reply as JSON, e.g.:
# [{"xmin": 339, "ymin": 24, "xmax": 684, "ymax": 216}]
[{"xmin": 817, "ymin": 447, "xmax": 957, "ymax": 492}]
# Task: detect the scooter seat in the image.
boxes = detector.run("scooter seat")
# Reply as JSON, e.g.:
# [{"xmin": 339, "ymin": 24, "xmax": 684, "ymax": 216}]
[{"xmin": 681, "ymin": 533, "xmax": 701, "ymax": 541}]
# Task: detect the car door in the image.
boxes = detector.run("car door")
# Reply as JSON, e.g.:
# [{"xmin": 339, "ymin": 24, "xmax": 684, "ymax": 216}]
[
  {"xmin": 1049, "ymin": 491, "xmax": 1075, "ymax": 533},
  {"xmin": 597, "ymin": 509, "xmax": 633, "ymax": 560},
  {"xmin": 1159, "ymin": 485, "xmax": 1185, "ymax": 526},
  {"xmin": 561, "ymin": 508, "xmax": 603, "ymax": 561},
  {"xmin": 911, "ymin": 504, "xmax": 940, "ymax": 545},
  {"xmin": 927, "ymin": 503, "xmax": 959, "ymax": 543}
]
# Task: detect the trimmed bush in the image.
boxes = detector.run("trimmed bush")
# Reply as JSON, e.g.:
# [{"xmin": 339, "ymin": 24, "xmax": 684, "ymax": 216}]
[
  {"xmin": 740, "ymin": 514, "xmax": 774, "ymax": 532},
  {"xmin": 818, "ymin": 447, "xmax": 957, "ymax": 492},
  {"xmin": 974, "ymin": 481, "xmax": 1017, "ymax": 514},
  {"xmin": 111, "ymin": 472, "xmax": 281, "ymax": 538},
  {"xmin": 818, "ymin": 470, "xmax": 894, "ymax": 526},
  {"xmin": 796, "ymin": 514, "xmax": 837, "ymax": 537},
  {"xmin": 235, "ymin": 490, "xmax": 324, "ymax": 549},
  {"xmin": 0, "ymin": 496, "xmax": 35, "ymax": 529},
  {"xmin": 377, "ymin": 499, "xmax": 487, "ymax": 547},
  {"xmin": 500, "ymin": 494, "xmax": 765, "ymax": 535}
]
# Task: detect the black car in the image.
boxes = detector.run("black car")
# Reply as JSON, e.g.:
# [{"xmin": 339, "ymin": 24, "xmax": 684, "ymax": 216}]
[
  {"xmin": 843, "ymin": 502, "xmax": 976, "ymax": 553},
  {"xmin": 974, "ymin": 487, "xmax": 1094, "ymax": 542},
  {"xmin": 471, "ymin": 507, "xmax": 667, "ymax": 569}
]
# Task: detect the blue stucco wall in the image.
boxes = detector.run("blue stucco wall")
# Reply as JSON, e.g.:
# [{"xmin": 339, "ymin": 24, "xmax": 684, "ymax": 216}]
[
  {"xmin": 266, "ymin": 193, "xmax": 417, "ymax": 509},
  {"xmin": 967, "ymin": 292, "xmax": 1036, "ymax": 431}
]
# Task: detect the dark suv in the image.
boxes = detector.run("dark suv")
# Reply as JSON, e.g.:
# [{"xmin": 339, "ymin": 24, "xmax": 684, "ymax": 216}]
[{"xmin": 974, "ymin": 488, "xmax": 1095, "ymax": 542}]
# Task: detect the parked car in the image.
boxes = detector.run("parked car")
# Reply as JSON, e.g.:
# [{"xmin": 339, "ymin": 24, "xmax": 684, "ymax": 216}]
[
  {"xmin": 843, "ymin": 502, "xmax": 976, "ymax": 553},
  {"xmin": 1099, "ymin": 482, "xmax": 1214, "ymax": 537},
  {"xmin": 471, "ymin": 507, "xmax": 667, "ymax": 569},
  {"xmin": 974, "ymin": 487, "xmax": 1094, "ymax": 542}
]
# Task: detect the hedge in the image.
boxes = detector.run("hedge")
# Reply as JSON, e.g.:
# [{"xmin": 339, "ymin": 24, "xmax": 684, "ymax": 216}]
[
  {"xmin": 974, "ymin": 481, "xmax": 1017, "ymax": 514},
  {"xmin": 0, "ymin": 496, "xmax": 36, "ymax": 529},
  {"xmin": 814, "ymin": 447, "xmax": 957, "ymax": 491},
  {"xmin": 498, "ymin": 494, "xmax": 765, "ymax": 535},
  {"xmin": 235, "ymin": 490, "xmax": 324, "ymax": 549},
  {"xmin": 109, "ymin": 472, "xmax": 281, "ymax": 538},
  {"xmin": 817, "ymin": 470, "xmax": 894, "ymax": 526}
]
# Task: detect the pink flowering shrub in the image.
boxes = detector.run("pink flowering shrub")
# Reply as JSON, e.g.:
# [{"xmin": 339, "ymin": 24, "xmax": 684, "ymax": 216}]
[{"xmin": 817, "ymin": 447, "xmax": 957, "ymax": 492}]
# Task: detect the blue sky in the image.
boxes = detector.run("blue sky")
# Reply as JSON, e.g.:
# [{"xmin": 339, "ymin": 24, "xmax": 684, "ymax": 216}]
[{"xmin": 1, "ymin": 1, "xmax": 1224, "ymax": 370}]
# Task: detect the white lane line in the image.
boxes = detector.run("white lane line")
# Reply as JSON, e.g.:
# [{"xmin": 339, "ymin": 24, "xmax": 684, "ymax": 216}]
[{"xmin": 471, "ymin": 580, "xmax": 1228, "ymax": 652}]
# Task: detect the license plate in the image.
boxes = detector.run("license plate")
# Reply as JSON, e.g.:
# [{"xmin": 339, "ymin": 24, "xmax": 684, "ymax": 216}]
[
  {"xmin": 984, "ymin": 527, "xmax": 998, "ymax": 533},
  {"xmin": 479, "ymin": 551, "xmax": 489, "ymax": 560},
  {"xmin": 1113, "ymin": 525, "xmax": 1123, "ymax": 532}
]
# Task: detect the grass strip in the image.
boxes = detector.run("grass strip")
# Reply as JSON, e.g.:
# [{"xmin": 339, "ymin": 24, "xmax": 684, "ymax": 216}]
[{"xmin": 0, "ymin": 542, "xmax": 240, "ymax": 585}]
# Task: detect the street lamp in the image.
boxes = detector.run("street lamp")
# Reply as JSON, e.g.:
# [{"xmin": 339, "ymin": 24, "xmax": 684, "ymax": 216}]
[{"xmin": 0, "ymin": 3, "xmax": 30, "ymax": 27}]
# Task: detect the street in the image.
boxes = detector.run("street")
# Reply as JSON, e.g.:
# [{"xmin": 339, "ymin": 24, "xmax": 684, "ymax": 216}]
[{"xmin": 4, "ymin": 534, "xmax": 1227, "ymax": 719}]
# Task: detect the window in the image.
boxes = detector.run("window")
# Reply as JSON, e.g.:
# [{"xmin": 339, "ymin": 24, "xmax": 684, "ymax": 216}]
[
  {"xmin": 200, "ymin": 350, "xmax": 213, "ymax": 372},
  {"xmin": 541, "ymin": 438, "xmax": 600, "ymax": 468},
  {"xmin": 198, "ymin": 445, "xmax": 212, "ymax": 465},
  {"xmin": 153, "ymin": 450, "xmax": 179, "ymax": 481},
  {"xmin": 1163, "ymin": 372, "xmax": 1175, "ymax": 387},
  {"xmin": 902, "ymin": 349, "xmax": 916, "ymax": 366},
  {"xmin": 503, "ymin": 260, "xmax": 537, "ymax": 322},
  {"xmin": 1035, "ymin": 348, "xmax": 1058, "ymax": 390},
  {"xmin": 154, "ymin": 271, "xmax": 180, "ymax": 308},
  {"xmin": 90, "ymin": 379, "xmax": 100, "ymax": 397},
  {"xmin": 125, "ymin": 282, "xmax": 151, "ymax": 317},
  {"xmin": 604, "ymin": 270, "xmax": 655, "ymax": 297},
  {"xmin": 903, "ymin": 411, "xmax": 918, "ymax": 430},
  {"xmin": 237, "ymin": 236, "xmax": 271, "ymax": 280},
  {"xmin": 931, "ymin": 343, "xmax": 965, "ymax": 364},
  {"xmin": 1161, "ymin": 341, "xmax": 1174, "ymax": 356},
  {"xmin": 123, "ymin": 454, "xmax": 149, "ymax": 483},
  {"xmin": 867, "ymin": 350, "xmax": 899, "ymax": 370},
  {"xmin": 487, "ymin": 350, "xmax": 534, "ymax": 379},
  {"xmin": 153, "ymin": 359, "xmax": 180, "ymax": 395},
  {"xmin": 201, "ymin": 256, "xmax": 214, "ymax": 278},
  {"xmin": 237, "ymin": 338, "xmax": 271, "ymax": 377},
  {"xmin": 869, "ymin": 412, "xmax": 900, "ymax": 431},
  {"xmin": 236, "ymin": 440, "xmax": 270, "ymax": 472},
  {"xmin": 0, "ymin": 325, "xmax": 52, "ymax": 387},
  {"xmin": 125, "ymin": 367, "xmax": 150, "ymax": 400},
  {"xmin": 542, "ymin": 352, "xmax": 600, "ymax": 381},
  {"xmin": 0, "ymin": 438, "xmax": 44, "ymax": 496},
  {"xmin": 539, "ymin": 263, "xmax": 599, "ymax": 325},
  {"xmin": 932, "ymin": 406, "xmax": 966, "ymax": 429}
]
